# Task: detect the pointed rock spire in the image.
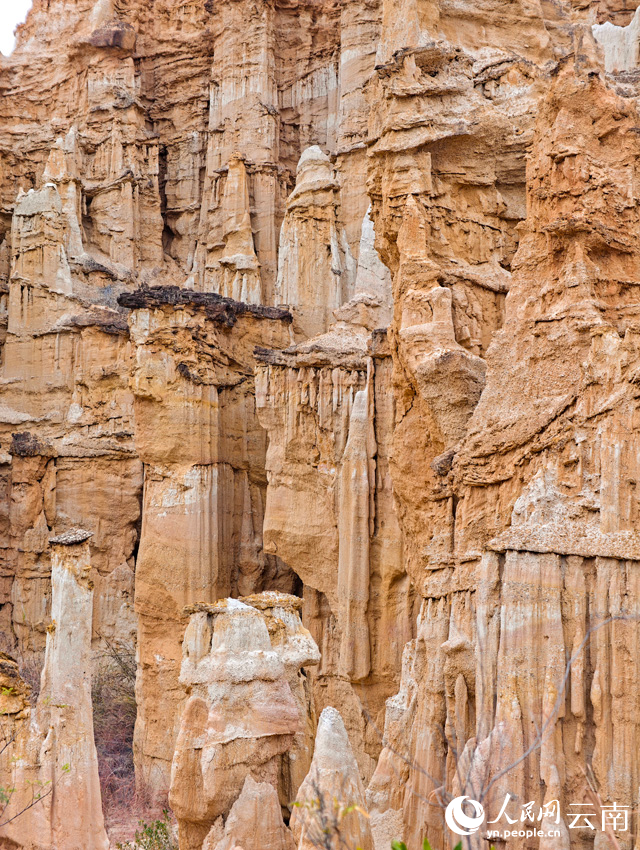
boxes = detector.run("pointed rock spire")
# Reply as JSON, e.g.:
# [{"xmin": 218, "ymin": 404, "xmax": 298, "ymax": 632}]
[
  {"xmin": 206, "ymin": 775, "xmax": 296, "ymax": 850},
  {"xmin": 1, "ymin": 531, "xmax": 109, "ymax": 850},
  {"xmin": 291, "ymin": 707, "xmax": 373, "ymax": 850}
]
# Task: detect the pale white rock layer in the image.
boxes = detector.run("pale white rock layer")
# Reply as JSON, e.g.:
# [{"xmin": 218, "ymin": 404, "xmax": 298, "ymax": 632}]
[{"xmin": 593, "ymin": 7, "xmax": 640, "ymax": 72}]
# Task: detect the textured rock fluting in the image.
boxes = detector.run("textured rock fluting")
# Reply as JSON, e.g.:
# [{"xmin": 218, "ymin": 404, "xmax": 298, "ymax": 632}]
[
  {"xmin": 2, "ymin": 0, "xmax": 640, "ymax": 848},
  {"xmin": 255, "ymin": 310, "xmax": 414, "ymax": 779},
  {"xmin": 364, "ymin": 7, "xmax": 640, "ymax": 846},
  {"xmin": 124, "ymin": 286, "xmax": 295, "ymax": 790}
]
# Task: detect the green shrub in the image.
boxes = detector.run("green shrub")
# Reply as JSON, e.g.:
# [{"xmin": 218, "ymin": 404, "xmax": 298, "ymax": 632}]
[{"xmin": 116, "ymin": 810, "xmax": 177, "ymax": 850}]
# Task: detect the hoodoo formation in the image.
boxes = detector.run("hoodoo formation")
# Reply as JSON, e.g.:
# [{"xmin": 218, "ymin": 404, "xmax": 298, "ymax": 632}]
[{"xmin": 2, "ymin": 1, "xmax": 640, "ymax": 849}]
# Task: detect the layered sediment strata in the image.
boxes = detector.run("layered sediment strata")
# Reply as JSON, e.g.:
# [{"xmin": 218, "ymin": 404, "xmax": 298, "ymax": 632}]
[
  {"xmin": 0, "ymin": 0, "xmax": 380, "ymax": 298},
  {"xmin": 361, "ymin": 5, "xmax": 566, "ymax": 847},
  {"xmin": 455, "ymin": 65, "xmax": 640, "ymax": 848},
  {"xmin": 367, "ymin": 32, "xmax": 640, "ymax": 849},
  {"xmin": 0, "ymin": 147, "xmax": 141, "ymax": 661},
  {"xmin": 0, "ymin": 0, "xmax": 381, "ymax": 670}
]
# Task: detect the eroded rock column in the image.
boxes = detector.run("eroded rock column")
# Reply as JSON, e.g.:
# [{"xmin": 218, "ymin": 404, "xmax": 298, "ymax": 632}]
[
  {"xmin": 368, "ymin": 51, "xmax": 640, "ymax": 850},
  {"xmin": 240, "ymin": 591, "xmax": 321, "ymax": 799},
  {"xmin": 1, "ymin": 530, "xmax": 108, "ymax": 850},
  {"xmin": 121, "ymin": 286, "xmax": 295, "ymax": 794},
  {"xmin": 169, "ymin": 599, "xmax": 300, "ymax": 850},
  {"xmin": 275, "ymin": 146, "xmax": 355, "ymax": 338}
]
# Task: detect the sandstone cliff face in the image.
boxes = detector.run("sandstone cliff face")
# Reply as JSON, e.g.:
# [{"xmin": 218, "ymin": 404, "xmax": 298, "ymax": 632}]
[
  {"xmin": 0, "ymin": 0, "xmax": 382, "ymax": 803},
  {"xmin": 3, "ymin": 0, "xmax": 640, "ymax": 848},
  {"xmin": 363, "ymin": 3, "xmax": 640, "ymax": 846}
]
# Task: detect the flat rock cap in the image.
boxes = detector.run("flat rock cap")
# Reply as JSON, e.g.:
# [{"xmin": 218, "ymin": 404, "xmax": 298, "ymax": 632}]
[{"xmin": 49, "ymin": 528, "xmax": 93, "ymax": 545}]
